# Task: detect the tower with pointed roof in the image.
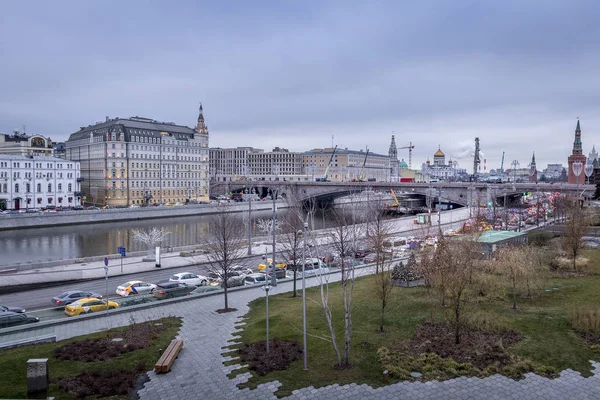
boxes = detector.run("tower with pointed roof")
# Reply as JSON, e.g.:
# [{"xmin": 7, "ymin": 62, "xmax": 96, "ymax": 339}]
[
  {"xmin": 529, "ymin": 152, "xmax": 537, "ymax": 183},
  {"xmin": 196, "ymin": 103, "xmax": 209, "ymax": 135},
  {"xmin": 568, "ymin": 119, "xmax": 586, "ymax": 184},
  {"xmin": 388, "ymin": 132, "xmax": 399, "ymax": 181},
  {"xmin": 589, "ymin": 145, "xmax": 598, "ymax": 166}
]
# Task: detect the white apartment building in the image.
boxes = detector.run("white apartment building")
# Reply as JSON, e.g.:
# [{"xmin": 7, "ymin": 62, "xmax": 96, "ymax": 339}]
[
  {"xmin": 209, "ymin": 147, "xmax": 262, "ymax": 180},
  {"xmin": 65, "ymin": 105, "xmax": 210, "ymax": 206},
  {"xmin": 0, "ymin": 154, "xmax": 81, "ymax": 210}
]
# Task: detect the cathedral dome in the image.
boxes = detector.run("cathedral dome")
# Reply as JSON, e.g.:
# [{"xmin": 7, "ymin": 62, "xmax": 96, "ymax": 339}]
[
  {"xmin": 434, "ymin": 147, "xmax": 445, "ymax": 157},
  {"xmin": 399, "ymin": 159, "xmax": 408, "ymax": 168}
]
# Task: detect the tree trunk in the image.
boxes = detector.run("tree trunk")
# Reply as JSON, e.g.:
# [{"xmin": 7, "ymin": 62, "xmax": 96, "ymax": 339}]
[
  {"xmin": 454, "ymin": 305, "xmax": 460, "ymax": 344},
  {"xmin": 224, "ymin": 283, "xmax": 229, "ymax": 310},
  {"xmin": 379, "ymin": 302, "xmax": 386, "ymax": 333},
  {"xmin": 512, "ymin": 290, "xmax": 517, "ymax": 310},
  {"xmin": 292, "ymin": 269, "xmax": 297, "ymax": 298}
]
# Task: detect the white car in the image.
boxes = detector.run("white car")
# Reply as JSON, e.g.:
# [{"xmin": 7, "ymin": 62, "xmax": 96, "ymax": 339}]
[
  {"xmin": 169, "ymin": 272, "xmax": 208, "ymax": 286},
  {"xmin": 244, "ymin": 273, "xmax": 268, "ymax": 286},
  {"xmin": 116, "ymin": 280, "xmax": 157, "ymax": 296}
]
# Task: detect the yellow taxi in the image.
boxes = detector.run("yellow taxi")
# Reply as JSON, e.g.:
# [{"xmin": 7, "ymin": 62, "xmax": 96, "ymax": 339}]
[
  {"xmin": 64, "ymin": 298, "xmax": 119, "ymax": 317},
  {"xmin": 257, "ymin": 258, "xmax": 287, "ymax": 271}
]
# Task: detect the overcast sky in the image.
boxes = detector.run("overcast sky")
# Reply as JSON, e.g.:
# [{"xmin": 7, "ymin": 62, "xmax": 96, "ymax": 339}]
[{"xmin": 1, "ymin": 0, "xmax": 599, "ymax": 172}]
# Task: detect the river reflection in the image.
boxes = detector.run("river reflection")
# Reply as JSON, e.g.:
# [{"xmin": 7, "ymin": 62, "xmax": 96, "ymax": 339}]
[{"xmin": 0, "ymin": 209, "xmax": 335, "ymax": 266}]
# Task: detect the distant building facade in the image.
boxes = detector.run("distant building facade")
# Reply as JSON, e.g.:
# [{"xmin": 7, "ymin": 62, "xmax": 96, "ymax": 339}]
[
  {"xmin": 65, "ymin": 104, "xmax": 209, "ymax": 206},
  {"xmin": 0, "ymin": 154, "xmax": 81, "ymax": 210},
  {"xmin": 303, "ymin": 147, "xmax": 391, "ymax": 182},
  {"xmin": 568, "ymin": 120, "xmax": 587, "ymax": 184},
  {"xmin": 0, "ymin": 132, "xmax": 54, "ymax": 156}
]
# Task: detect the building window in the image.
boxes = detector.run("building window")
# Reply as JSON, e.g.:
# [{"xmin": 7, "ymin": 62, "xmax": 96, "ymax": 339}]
[
  {"xmin": 68, "ymin": 183, "xmax": 72, "ymax": 192},
  {"xmin": 58, "ymin": 183, "xmax": 62, "ymax": 191},
  {"xmin": 48, "ymin": 184, "xmax": 52, "ymax": 192},
  {"xmin": 14, "ymin": 183, "xmax": 19, "ymax": 193},
  {"xmin": 37, "ymin": 183, "xmax": 41, "ymax": 193},
  {"xmin": 26, "ymin": 183, "xmax": 31, "ymax": 193}
]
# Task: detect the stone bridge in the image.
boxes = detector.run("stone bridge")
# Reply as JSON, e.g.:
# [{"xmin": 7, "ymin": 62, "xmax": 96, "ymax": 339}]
[{"xmin": 210, "ymin": 180, "xmax": 595, "ymax": 207}]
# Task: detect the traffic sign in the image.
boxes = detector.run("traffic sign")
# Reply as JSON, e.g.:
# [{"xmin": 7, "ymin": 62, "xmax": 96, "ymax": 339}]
[
  {"xmin": 118, "ymin": 246, "xmax": 126, "ymax": 257},
  {"xmin": 104, "ymin": 257, "xmax": 109, "ymax": 266}
]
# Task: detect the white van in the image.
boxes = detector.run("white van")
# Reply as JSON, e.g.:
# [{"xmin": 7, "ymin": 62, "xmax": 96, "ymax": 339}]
[{"xmin": 296, "ymin": 258, "xmax": 330, "ymax": 278}]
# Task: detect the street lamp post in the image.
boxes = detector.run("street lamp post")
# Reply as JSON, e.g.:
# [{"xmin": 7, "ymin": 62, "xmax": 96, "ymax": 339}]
[
  {"xmin": 270, "ymin": 165, "xmax": 280, "ymax": 287},
  {"xmin": 262, "ymin": 283, "xmax": 271, "ymax": 355},
  {"xmin": 103, "ymin": 266, "xmax": 110, "ymax": 329},
  {"xmin": 301, "ymin": 220, "xmax": 308, "ymax": 370},
  {"xmin": 247, "ymin": 196, "xmax": 253, "ymax": 255}
]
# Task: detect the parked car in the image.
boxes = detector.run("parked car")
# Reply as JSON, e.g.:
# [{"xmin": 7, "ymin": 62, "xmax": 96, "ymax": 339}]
[
  {"xmin": 152, "ymin": 282, "xmax": 195, "ymax": 299},
  {"xmin": 116, "ymin": 281, "xmax": 157, "ymax": 296},
  {"xmin": 0, "ymin": 304, "xmax": 26, "ymax": 313},
  {"xmin": 230, "ymin": 265, "xmax": 254, "ymax": 275},
  {"xmin": 0, "ymin": 311, "xmax": 39, "ymax": 328},
  {"xmin": 52, "ymin": 290, "xmax": 102, "ymax": 306},
  {"xmin": 353, "ymin": 249, "xmax": 370, "ymax": 259},
  {"xmin": 64, "ymin": 298, "xmax": 119, "ymax": 317},
  {"xmin": 191, "ymin": 286, "xmax": 222, "ymax": 295},
  {"xmin": 244, "ymin": 273, "xmax": 268, "ymax": 286},
  {"xmin": 117, "ymin": 295, "xmax": 157, "ymax": 308},
  {"xmin": 169, "ymin": 272, "xmax": 208, "ymax": 286},
  {"xmin": 296, "ymin": 258, "xmax": 330, "ymax": 278},
  {"xmin": 257, "ymin": 258, "xmax": 287, "ymax": 271},
  {"xmin": 262, "ymin": 266, "xmax": 287, "ymax": 280}
]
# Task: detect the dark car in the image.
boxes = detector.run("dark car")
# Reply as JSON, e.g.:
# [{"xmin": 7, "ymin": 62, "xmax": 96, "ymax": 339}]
[
  {"xmin": 353, "ymin": 249, "xmax": 370, "ymax": 259},
  {"xmin": 152, "ymin": 282, "xmax": 195, "ymax": 300},
  {"xmin": 0, "ymin": 311, "xmax": 39, "ymax": 328},
  {"xmin": 0, "ymin": 304, "xmax": 26, "ymax": 313},
  {"xmin": 263, "ymin": 267, "xmax": 287, "ymax": 280},
  {"xmin": 52, "ymin": 290, "xmax": 102, "ymax": 306}
]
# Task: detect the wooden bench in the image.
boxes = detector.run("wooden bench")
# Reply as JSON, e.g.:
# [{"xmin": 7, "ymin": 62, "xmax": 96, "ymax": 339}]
[{"xmin": 154, "ymin": 339, "xmax": 184, "ymax": 373}]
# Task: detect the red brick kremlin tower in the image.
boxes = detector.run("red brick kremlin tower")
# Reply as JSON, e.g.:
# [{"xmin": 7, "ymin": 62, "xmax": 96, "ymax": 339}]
[{"xmin": 568, "ymin": 119, "xmax": 587, "ymax": 184}]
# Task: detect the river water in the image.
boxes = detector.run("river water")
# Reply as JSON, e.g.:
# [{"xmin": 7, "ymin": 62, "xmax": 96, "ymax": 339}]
[{"xmin": 0, "ymin": 208, "xmax": 339, "ymax": 267}]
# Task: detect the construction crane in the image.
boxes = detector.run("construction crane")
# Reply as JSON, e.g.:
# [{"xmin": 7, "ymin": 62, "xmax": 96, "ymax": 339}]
[
  {"xmin": 316, "ymin": 145, "xmax": 338, "ymax": 182},
  {"xmin": 358, "ymin": 149, "xmax": 370, "ymax": 181},
  {"xmin": 389, "ymin": 188, "xmax": 400, "ymax": 207},
  {"xmin": 398, "ymin": 142, "xmax": 415, "ymax": 168},
  {"xmin": 499, "ymin": 151, "xmax": 505, "ymax": 182}
]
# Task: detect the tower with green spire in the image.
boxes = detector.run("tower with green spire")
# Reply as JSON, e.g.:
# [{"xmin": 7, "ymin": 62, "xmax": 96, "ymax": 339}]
[{"xmin": 568, "ymin": 119, "xmax": 587, "ymax": 184}]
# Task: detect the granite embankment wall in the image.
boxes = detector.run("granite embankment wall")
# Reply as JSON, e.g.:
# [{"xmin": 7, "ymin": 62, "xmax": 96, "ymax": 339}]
[{"xmin": 0, "ymin": 201, "xmax": 287, "ymax": 231}]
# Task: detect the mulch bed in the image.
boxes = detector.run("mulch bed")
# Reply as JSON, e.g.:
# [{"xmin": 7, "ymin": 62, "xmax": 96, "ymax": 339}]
[
  {"xmin": 404, "ymin": 322, "xmax": 522, "ymax": 370},
  {"xmin": 575, "ymin": 331, "xmax": 600, "ymax": 346},
  {"xmin": 56, "ymin": 365, "xmax": 145, "ymax": 399},
  {"xmin": 53, "ymin": 321, "xmax": 166, "ymax": 362},
  {"xmin": 239, "ymin": 339, "xmax": 302, "ymax": 376}
]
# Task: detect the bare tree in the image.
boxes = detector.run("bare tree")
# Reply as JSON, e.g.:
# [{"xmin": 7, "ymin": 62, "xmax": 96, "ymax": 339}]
[
  {"xmin": 562, "ymin": 198, "xmax": 590, "ymax": 271},
  {"xmin": 132, "ymin": 227, "xmax": 171, "ymax": 260},
  {"xmin": 366, "ymin": 200, "xmax": 392, "ymax": 274},
  {"xmin": 441, "ymin": 236, "xmax": 482, "ymax": 344},
  {"xmin": 279, "ymin": 194, "xmax": 307, "ymax": 297},
  {"xmin": 201, "ymin": 205, "xmax": 246, "ymax": 311},
  {"xmin": 496, "ymin": 245, "xmax": 545, "ymax": 310},
  {"xmin": 374, "ymin": 254, "xmax": 394, "ymax": 333}
]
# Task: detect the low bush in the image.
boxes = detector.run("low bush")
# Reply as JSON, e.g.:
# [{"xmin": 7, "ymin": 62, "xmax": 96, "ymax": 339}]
[{"xmin": 239, "ymin": 339, "xmax": 302, "ymax": 376}]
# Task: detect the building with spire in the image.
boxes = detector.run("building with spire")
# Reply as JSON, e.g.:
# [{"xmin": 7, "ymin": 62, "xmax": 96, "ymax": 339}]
[
  {"xmin": 567, "ymin": 119, "xmax": 587, "ymax": 184},
  {"xmin": 388, "ymin": 133, "xmax": 399, "ymax": 182},
  {"xmin": 65, "ymin": 103, "xmax": 210, "ymax": 206},
  {"xmin": 589, "ymin": 145, "xmax": 599, "ymax": 168},
  {"xmin": 529, "ymin": 152, "xmax": 537, "ymax": 183}
]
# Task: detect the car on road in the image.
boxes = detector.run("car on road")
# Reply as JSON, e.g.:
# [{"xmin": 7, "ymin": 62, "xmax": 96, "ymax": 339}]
[
  {"xmin": 262, "ymin": 267, "xmax": 287, "ymax": 280},
  {"xmin": 244, "ymin": 273, "xmax": 268, "ymax": 286},
  {"xmin": 169, "ymin": 272, "xmax": 208, "ymax": 286},
  {"xmin": 296, "ymin": 258, "xmax": 330, "ymax": 278},
  {"xmin": 258, "ymin": 258, "xmax": 287, "ymax": 272},
  {"xmin": 0, "ymin": 304, "xmax": 26, "ymax": 313},
  {"xmin": 64, "ymin": 298, "xmax": 119, "ymax": 317},
  {"xmin": 0, "ymin": 311, "xmax": 39, "ymax": 328},
  {"xmin": 52, "ymin": 290, "xmax": 103, "ymax": 306},
  {"xmin": 115, "ymin": 281, "xmax": 157, "ymax": 296},
  {"xmin": 191, "ymin": 286, "xmax": 221, "ymax": 295},
  {"xmin": 152, "ymin": 282, "xmax": 195, "ymax": 299},
  {"xmin": 353, "ymin": 249, "xmax": 370, "ymax": 259}
]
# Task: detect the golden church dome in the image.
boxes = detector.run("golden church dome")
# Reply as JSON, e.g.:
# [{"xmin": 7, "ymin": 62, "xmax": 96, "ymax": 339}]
[{"xmin": 434, "ymin": 146, "xmax": 445, "ymax": 157}]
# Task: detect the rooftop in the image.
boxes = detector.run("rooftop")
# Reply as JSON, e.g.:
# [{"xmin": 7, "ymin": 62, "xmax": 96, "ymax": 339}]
[{"xmin": 477, "ymin": 230, "xmax": 526, "ymax": 244}]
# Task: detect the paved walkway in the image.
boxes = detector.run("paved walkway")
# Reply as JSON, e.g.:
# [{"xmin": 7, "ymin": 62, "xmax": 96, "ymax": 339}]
[{"xmin": 42, "ymin": 268, "xmax": 600, "ymax": 400}]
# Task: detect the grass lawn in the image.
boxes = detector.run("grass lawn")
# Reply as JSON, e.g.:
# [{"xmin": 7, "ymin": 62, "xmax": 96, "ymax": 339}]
[
  {"xmin": 234, "ymin": 248, "xmax": 600, "ymax": 397},
  {"xmin": 0, "ymin": 316, "xmax": 181, "ymax": 399}
]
